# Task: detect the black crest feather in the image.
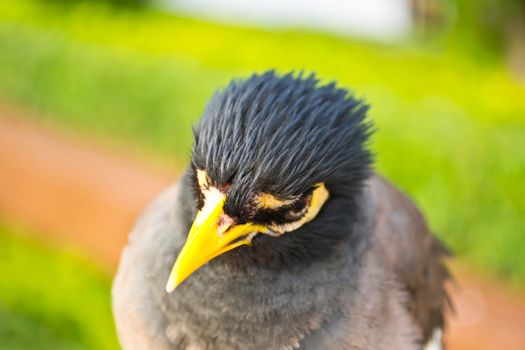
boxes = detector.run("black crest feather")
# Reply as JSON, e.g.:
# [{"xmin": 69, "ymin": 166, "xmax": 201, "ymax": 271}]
[{"xmin": 193, "ymin": 70, "xmax": 373, "ymax": 213}]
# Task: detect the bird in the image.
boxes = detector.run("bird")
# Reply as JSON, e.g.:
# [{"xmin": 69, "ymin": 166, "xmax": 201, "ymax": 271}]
[{"xmin": 112, "ymin": 71, "xmax": 451, "ymax": 350}]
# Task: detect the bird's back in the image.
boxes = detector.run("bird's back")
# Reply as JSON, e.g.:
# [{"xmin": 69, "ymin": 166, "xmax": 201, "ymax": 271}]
[
  {"xmin": 368, "ymin": 175, "xmax": 450, "ymax": 346},
  {"xmin": 299, "ymin": 175, "xmax": 450, "ymax": 350}
]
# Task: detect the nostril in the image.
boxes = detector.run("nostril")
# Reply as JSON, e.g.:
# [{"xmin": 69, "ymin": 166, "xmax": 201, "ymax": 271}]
[{"xmin": 217, "ymin": 214, "xmax": 235, "ymax": 235}]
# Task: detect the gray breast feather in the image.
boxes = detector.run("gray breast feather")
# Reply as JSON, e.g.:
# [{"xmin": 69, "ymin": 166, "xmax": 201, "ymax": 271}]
[{"xmin": 112, "ymin": 175, "xmax": 449, "ymax": 350}]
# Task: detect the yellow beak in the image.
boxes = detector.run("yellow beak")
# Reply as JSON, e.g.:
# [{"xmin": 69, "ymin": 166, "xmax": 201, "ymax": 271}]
[{"xmin": 166, "ymin": 193, "xmax": 264, "ymax": 292}]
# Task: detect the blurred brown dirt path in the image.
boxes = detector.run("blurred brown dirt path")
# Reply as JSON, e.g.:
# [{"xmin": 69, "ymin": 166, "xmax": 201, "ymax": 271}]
[
  {"xmin": 1, "ymin": 105, "xmax": 525, "ymax": 350},
  {"xmin": 0, "ymin": 105, "xmax": 176, "ymax": 269}
]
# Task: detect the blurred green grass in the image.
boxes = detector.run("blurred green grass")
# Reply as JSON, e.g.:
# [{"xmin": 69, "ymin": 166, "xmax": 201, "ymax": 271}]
[
  {"xmin": 0, "ymin": 225, "xmax": 118, "ymax": 349},
  {"xmin": 0, "ymin": 0, "xmax": 524, "ymax": 290}
]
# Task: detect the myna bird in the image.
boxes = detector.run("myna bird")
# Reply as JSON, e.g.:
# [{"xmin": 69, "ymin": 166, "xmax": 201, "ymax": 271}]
[{"xmin": 112, "ymin": 71, "xmax": 450, "ymax": 350}]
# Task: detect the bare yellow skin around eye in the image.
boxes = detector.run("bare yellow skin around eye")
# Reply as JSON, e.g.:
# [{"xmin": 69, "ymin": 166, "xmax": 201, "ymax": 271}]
[
  {"xmin": 196, "ymin": 169, "xmax": 329, "ymax": 235},
  {"xmin": 265, "ymin": 183, "xmax": 330, "ymax": 235},
  {"xmin": 256, "ymin": 192, "xmax": 297, "ymax": 209}
]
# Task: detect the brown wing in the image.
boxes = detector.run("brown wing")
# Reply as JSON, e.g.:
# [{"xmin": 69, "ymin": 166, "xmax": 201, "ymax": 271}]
[{"xmin": 368, "ymin": 174, "xmax": 452, "ymax": 344}]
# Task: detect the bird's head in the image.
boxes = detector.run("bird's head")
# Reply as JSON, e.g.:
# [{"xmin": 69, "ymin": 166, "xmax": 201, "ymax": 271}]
[{"xmin": 166, "ymin": 71, "xmax": 373, "ymax": 292}]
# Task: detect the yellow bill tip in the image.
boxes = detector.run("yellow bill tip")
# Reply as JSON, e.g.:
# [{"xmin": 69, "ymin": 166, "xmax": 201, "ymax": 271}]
[{"xmin": 165, "ymin": 274, "xmax": 178, "ymax": 293}]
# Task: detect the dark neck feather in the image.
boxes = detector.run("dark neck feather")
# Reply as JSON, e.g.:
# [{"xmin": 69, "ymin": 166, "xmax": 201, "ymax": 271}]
[{"xmin": 161, "ymin": 169, "xmax": 373, "ymax": 350}]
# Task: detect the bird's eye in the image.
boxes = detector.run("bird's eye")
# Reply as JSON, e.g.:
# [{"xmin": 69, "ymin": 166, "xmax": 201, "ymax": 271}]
[
  {"xmin": 283, "ymin": 197, "xmax": 309, "ymax": 222},
  {"xmin": 284, "ymin": 205, "xmax": 307, "ymax": 221}
]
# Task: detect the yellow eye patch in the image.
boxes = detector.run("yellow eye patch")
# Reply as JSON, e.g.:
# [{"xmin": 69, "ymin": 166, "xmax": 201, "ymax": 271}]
[
  {"xmin": 256, "ymin": 192, "xmax": 297, "ymax": 209},
  {"xmin": 265, "ymin": 183, "xmax": 329, "ymax": 234},
  {"xmin": 196, "ymin": 169, "xmax": 329, "ymax": 234}
]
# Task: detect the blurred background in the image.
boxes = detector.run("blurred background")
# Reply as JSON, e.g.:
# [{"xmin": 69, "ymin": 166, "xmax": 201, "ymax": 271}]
[{"xmin": 0, "ymin": 0, "xmax": 524, "ymax": 349}]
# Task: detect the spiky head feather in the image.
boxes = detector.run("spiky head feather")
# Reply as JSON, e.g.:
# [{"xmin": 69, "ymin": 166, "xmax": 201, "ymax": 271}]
[{"xmin": 193, "ymin": 71, "xmax": 373, "ymax": 216}]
